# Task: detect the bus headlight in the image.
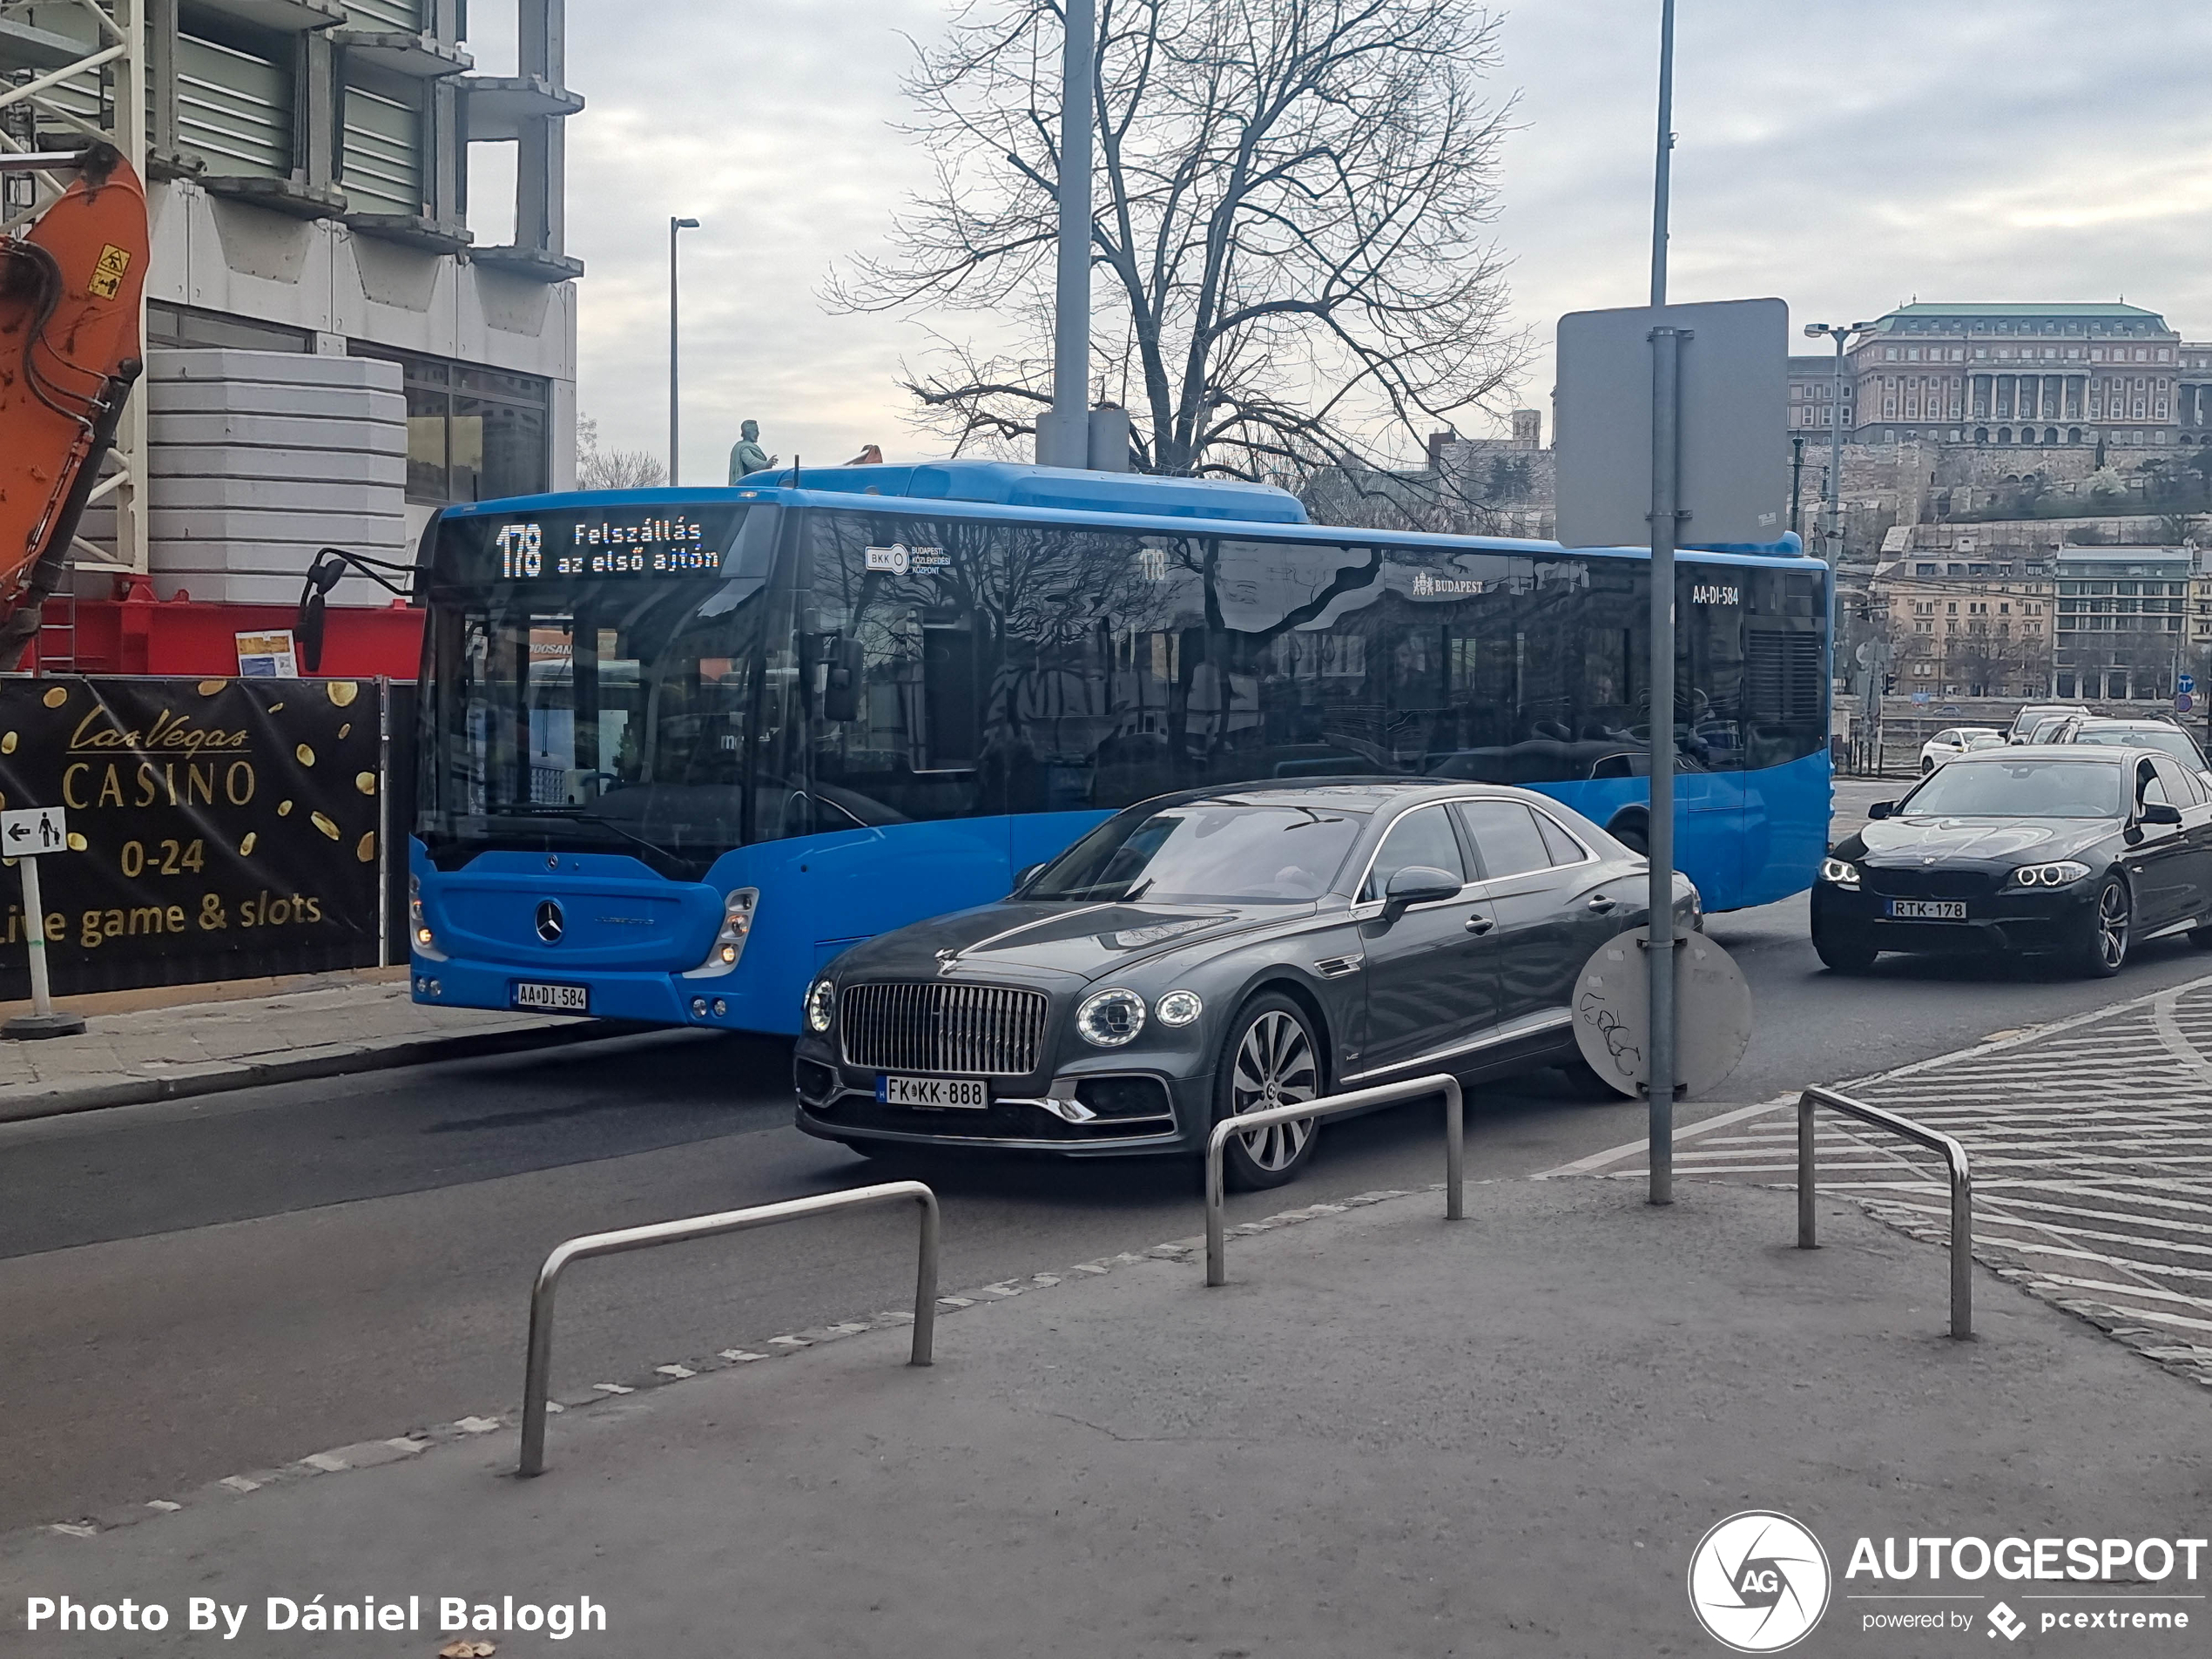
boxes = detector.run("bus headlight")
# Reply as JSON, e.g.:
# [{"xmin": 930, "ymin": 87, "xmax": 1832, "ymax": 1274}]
[
  {"xmin": 409, "ymin": 873, "xmax": 446, "ymax": 960},
  {"xmin": 1077, "ymin": 988, "xmax": 1146, "ymax": 1047},
  {"xmin": 685, "ymin": 887, "xmax": 759, "ymax": 977},
  {"xmin": 805, "ymin": 977, "xmax": 836, "ymax": 1033}
]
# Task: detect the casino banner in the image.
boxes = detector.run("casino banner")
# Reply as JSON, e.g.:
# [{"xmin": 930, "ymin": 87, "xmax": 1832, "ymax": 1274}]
[{"xmin": 0, "ymin": 677, "xmax": 387, "ymax": 997}]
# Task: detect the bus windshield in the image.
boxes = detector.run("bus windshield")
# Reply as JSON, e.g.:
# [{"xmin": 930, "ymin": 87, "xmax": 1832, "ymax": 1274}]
[{"xmin": 416, "ymin": 502, "xmax": 788, "ymax": 874}]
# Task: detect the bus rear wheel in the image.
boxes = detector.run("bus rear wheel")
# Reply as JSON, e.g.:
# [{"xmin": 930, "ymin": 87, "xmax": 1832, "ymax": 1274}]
[{"xmin": 1608, "ymin": 813, "xmax": 1649, "ymax": 856}]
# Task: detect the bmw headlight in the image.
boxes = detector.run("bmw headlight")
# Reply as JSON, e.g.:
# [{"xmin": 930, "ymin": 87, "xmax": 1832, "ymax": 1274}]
[
  {"xmin": 1819, "ymin": 857, "xmax": 1861, "ymax": 889},
  {"xmin": 1076, "ymin": 987, "xmax": 1146, "ymax": 1047},
  {"xmin": 805, "ymin": 976, "xmax": 837, "ymax": 1033},
  {"xmin": 1155, "ymin": 988, "xmax": 1204, "ymax": 1027},
  {"xmin": 2011, "ymin": 860, "xmax": 2091, "ymax": 888}
]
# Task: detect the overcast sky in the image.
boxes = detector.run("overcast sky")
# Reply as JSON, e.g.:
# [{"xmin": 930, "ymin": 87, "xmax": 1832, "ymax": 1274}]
[{"xmin": 493, "ymin": 0, "xmax": 2212, "ymax": 481}]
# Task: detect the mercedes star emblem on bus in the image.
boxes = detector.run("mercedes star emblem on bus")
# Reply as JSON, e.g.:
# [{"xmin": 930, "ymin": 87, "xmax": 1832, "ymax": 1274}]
[{"xmin": 536, "ymin": 900, "xmax": 565, "ymax": 943}]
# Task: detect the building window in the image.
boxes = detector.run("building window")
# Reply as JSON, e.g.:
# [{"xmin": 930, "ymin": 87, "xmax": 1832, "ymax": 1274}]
[
  {"xmin": 149, "ymin": 301, "xmax": 311, "ymax": 352},
  {"xmin": 349, "ymin": 346, "xmax": 550, "ymax": 505}
]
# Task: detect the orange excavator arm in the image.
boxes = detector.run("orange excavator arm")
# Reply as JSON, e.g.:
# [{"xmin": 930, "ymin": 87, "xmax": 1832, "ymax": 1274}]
[{"xmin": 0, "ymin": 143, "xmax": 149, "ymax": 665}]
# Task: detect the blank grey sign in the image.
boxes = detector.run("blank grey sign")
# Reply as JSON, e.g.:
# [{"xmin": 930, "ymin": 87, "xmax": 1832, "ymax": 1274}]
[{"xmin": 1554, "ymin": 298, "xmax": 1789, "ymax": 550}]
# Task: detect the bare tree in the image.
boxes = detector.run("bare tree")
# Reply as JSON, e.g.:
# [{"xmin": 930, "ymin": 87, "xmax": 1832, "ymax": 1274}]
[
  {"xmin": 830, "ymin": 0, "xmax": 1527, "ymax": 482},
  {"xmin": 576, "ymin": 414, "xmax": 667, "ymax": 491}
]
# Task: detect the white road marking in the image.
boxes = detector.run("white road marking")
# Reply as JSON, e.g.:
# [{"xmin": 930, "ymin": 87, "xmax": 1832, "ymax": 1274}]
[{"xmin": 1566, "ymin": 974, "xmax": 2212, "ymax": 1379}]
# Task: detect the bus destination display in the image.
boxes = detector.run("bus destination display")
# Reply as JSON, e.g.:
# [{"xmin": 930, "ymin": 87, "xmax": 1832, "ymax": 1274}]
[{"xmin": 492, "ymin": 515, "xmax": 725, "ymax": 580}]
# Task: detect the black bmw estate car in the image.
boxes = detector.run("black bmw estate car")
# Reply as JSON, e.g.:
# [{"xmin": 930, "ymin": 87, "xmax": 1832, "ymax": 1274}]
[
  {"xmin": 1811, "ymin": 744, "xmax": 2212, "ymax": 976},
  {"xmin": 794, "ymin": 780, "xmax": 1697, "ymax": 1189}
]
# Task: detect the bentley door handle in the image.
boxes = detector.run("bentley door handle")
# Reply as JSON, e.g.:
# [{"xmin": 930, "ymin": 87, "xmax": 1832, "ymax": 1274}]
[
  {"xmin": 1465, "ymin": 914, "xmax": 1496, "ymax": 934},
  {"xmin": 1586, "ymin": 895, "xmax": 1618, "ymax": 914}
]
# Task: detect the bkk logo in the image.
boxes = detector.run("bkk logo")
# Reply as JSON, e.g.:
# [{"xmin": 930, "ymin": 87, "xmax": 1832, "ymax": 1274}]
[{"xmin": 1687, "ymin": 1512, "xmax": 1832, "ymax": 1652}]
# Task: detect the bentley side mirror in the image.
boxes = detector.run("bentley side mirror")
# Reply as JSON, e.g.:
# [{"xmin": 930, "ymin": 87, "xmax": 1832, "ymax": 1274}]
[
  {"xmin": 1381, "ymin": 865, "xmax": 1462, "ymax": 921},
  {"xmin": 1868, "ymin": 801, "xmax": 1895, "ymax": 820},
  {"xmin": 2141, "ymin": 801, "xmax": 2183, "ymax": 826},
  {"xmin": 1011, "ymin": 861, "xmax": 1046, "ymax": 894}
]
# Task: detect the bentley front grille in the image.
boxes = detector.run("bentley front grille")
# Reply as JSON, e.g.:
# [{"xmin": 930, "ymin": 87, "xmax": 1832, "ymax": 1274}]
[{"xmin": 840, "ymin": 981, "xmax": 1049, "ymax": 1076}]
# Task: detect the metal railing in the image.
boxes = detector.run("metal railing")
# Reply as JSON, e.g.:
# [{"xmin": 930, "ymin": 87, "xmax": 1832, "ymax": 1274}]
[
  {"xmin": 1205, "ymin": 1073, "xmax": 1462, "ymax": 1286},
  {"xmin": 518, "ymin": 1181, "xmax": 940, "ymax": 1475},
  {"xmin": 1797, "ymin": 1087, "xmax": 1973, "ymax": 1339}
]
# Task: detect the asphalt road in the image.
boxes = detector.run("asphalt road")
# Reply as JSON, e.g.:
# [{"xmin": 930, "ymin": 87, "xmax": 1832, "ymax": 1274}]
[{"xmin": 4, "ymin": 773, "xmax": 2206, "ymax": 1532}]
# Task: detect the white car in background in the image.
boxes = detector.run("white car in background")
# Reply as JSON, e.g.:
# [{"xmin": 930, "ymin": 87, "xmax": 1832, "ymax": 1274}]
[
  {"xmin": 1918, "ymin": 726, "xmax": 2003, "ymax": 773},
  {"xmin": 2007, "ymin": 703, "xmax": 2091, "ymax": 742}
]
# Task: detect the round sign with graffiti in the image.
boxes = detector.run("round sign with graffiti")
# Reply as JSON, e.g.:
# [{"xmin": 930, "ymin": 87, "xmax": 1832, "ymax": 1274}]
[{"xmin": 1571, "ymin": 926, "xmax": 1752, "ymax": 1099}]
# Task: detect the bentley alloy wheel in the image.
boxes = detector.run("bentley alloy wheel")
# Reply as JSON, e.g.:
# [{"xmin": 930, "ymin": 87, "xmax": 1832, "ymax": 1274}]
[{"xmin": 1215, "ymin": 994, "xmax": 1324, "ymax": 1190}]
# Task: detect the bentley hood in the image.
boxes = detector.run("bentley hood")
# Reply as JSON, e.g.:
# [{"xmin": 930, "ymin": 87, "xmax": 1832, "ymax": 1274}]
[{"xmin": 828, "ymin": 899, "xmax": 1305, "ymax": 984}]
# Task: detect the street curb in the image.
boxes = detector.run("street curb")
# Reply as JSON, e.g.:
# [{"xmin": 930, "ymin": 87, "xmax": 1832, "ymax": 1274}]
[{"xmin": 0, "ymin": 1018, "xmax": 673, "ymax": 1125}]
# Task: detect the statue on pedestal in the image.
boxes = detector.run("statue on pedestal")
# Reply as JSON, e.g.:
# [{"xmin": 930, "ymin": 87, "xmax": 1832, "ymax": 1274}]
[{"xmin": 728, "ymin": 420, "xmax": 778, "ymax": 483}]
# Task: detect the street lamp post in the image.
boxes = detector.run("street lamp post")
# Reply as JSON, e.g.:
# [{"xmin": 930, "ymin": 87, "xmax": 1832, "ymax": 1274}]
[
  {"xmin": 1649, "ymin": 0, "xmax": 1675, "ymax": 307},
  {"xmin": 668, "ymin": 216, "xmax": 700, "ymax": 485},
  {"xmin": 1807, "ymin": 320, "xmax": 1878, "ymax": 766},
  {"xmin": 1803, "ymin": 320, "xmax": 1876, "ymax": 570}
]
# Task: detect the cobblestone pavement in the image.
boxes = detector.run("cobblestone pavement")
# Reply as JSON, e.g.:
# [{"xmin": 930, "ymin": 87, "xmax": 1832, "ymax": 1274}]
[{"xmin": 1556, "ymin": 971, "xmax": 2212, "ymax": 1393}]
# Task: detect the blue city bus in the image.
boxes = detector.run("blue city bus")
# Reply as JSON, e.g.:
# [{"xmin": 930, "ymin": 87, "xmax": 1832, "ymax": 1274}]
[{"xmin": 407, "ymin": 462, "xmax": 1829, "ymax": 1034}]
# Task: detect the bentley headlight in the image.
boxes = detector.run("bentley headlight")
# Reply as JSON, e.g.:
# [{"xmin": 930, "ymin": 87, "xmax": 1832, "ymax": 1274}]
[
  {"xmin": 1076, "ymin": 987, "xmax": 1146, "ymax": 1047},
  {"xmin": 2011, "ymin": 860, "xmax": 2090, "ymax": 888},
  {"xmin": 805, "ymin": 976, "xmax": 837, "ymax": 1033},
  {"xmin": 1155, "ymin": 988, "xmax": 1204, "ymax": 1027},
  {"xmin": 1819, "ymin": 857, "xmax": 1861, "ymax": 889}
]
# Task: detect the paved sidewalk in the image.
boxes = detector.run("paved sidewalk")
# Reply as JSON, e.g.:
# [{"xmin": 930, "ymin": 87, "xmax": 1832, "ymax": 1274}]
[
  {"xmin": 1561, "ymin": 971, "xmax": 2212, "ymax": 1392},
  {"xmin": 4, "ymin": 1177, "xmax": 2204, "ymax": 1656},
  {"xmin": 0, "ymin": 971, "xmax": 616, "ymax": 1122}
]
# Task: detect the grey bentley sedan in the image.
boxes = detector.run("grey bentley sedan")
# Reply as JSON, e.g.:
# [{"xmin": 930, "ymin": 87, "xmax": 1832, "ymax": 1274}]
[{"xmin": 793, "ymin": 780, "xmax": 1698, "ymax": 1189}]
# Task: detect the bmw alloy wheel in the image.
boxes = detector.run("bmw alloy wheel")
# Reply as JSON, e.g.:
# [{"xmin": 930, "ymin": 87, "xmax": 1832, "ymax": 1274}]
[
  {"xmin": 2087, "ymin": 877, "xmax": 2131, "ymax": 976},
  {"xmin": 1219, "ymin": 1000, "xmax": 1323, "ymax": 1186}
]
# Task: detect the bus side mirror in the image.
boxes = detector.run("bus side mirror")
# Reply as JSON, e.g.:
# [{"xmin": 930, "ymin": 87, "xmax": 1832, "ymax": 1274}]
[
  {"xmin": 294, "ymin": 550, "xmax": 347, "ymax": 673},
  {"xmin": 297, "ymin": 588, "xmax": 327, "ymax": 674},
  {"xmin": 822, "ymin": 636, "xmax": 864, "ymax": 723}
]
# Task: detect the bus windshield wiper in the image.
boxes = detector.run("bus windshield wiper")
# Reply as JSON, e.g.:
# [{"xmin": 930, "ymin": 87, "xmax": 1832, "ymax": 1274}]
[{"xmin": 486, "ymin": 806, "xmax": 689, "ymax": 867}]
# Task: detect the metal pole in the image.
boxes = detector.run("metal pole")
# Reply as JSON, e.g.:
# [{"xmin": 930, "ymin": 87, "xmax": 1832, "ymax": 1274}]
[
  {"xmin": 1649, "ymin": 0, "xmax": 1675, "ymax": 308},
  {"xmin": 1203, "ymin": 1075, "xmax": 1462, "ymax": 1286},
  {"xmin": 1828, "ymin": 333, "xmax": 1848, "ymax": 568},
  {"xmin": 1040, "ymin": 0, "xmax": 1096, "ymax": 469},
  {"xmin": 1647, "ymin": 325, "xmax": 1683, "ymax": 1204},
  {"xmin": 667, "ymin": 218, "xmax": 681, "ymax": 486},
  {"xmin": 518, "ymin": 1182, "xmax": 940, "ymax": 1477},
  {"xmin": 19, "ymin": 856, "xmax": 51, "ymax": 1018},
  {"xmin": 1797, "ymin": 1094, "xmax": 1817, "ymax": 1248},
  {"xmin": 1790, "ymin": 435, "xmax": 1804, "ymax": 535},
  {"xmin": 1949, "ymin": 1158, "xmax": 1974, "ymax": 1342}
]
